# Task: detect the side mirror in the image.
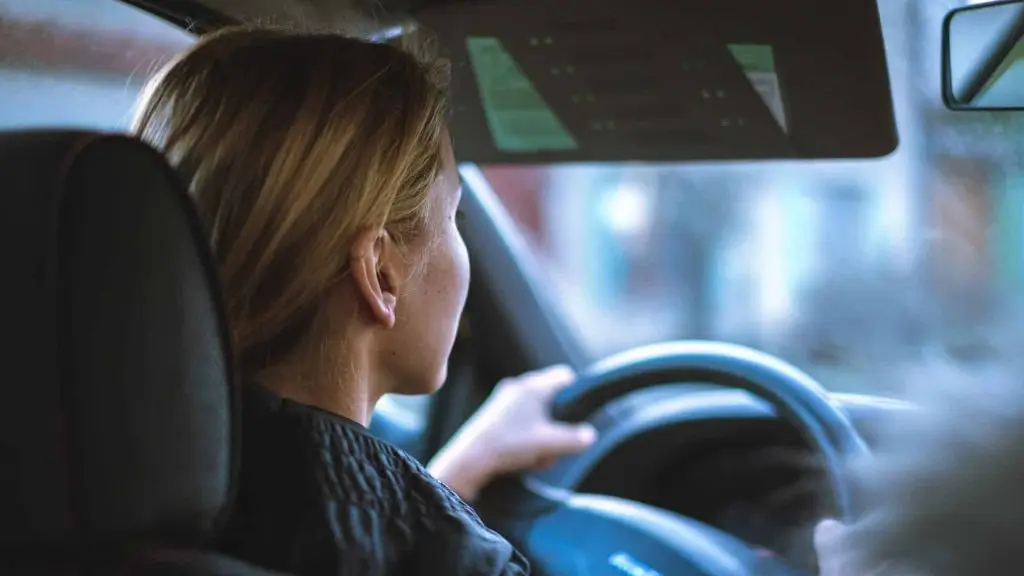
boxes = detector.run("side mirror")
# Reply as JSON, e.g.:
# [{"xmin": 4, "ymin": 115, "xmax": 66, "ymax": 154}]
[{"xmin": 942, "ymin": 0, "xmax": 1024, "ymax": 110}]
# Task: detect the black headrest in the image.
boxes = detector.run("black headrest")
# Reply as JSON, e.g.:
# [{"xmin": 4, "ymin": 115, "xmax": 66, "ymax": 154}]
[{"xmin": 0, "ymin": 131, "xmax": 237, "ymax": 552}]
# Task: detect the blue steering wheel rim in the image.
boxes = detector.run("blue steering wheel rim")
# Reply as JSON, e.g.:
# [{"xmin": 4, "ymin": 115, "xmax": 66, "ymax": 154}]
[{"xmin": 550, "ymin": 340, "xmax": 871, "ymax": 521}]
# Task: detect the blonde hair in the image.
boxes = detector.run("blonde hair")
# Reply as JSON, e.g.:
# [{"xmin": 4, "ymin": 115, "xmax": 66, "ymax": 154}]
[{"xmin": 133, "ymin": 27, "xmax": 450, "ymax": 376}]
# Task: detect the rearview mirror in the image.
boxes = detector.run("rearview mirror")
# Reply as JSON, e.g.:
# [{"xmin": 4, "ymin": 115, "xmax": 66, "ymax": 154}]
[{"xmin": 943, "ymin": 0, "xmax": 1024, "ymax": 110}]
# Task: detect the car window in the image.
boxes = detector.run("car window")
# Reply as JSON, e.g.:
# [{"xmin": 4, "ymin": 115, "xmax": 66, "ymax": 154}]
[
  {"xmin": 0, "ymin": 0, "xmax": 193, "ymax": 130},
  {"xmin": 480, "ymin": 0, "xmax": 1024, "ymax": 396}
]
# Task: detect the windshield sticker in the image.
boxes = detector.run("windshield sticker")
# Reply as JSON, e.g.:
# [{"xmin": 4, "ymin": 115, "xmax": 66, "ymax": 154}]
[
  {"xmin": 727, "ymin": 43, "xmax": 788, "ymax": 133},
  {"xmin": 465, "ymin": 36, "xmax": 579, "ymax": 152}
]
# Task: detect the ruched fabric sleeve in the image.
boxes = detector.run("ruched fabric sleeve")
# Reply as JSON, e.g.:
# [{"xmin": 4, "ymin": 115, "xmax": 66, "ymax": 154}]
[
  {"xmin": 222, "ymin": 385, "xmax": 531, "ymax": 576},
  {"xmin": 401, "ymin": 480, "xmax": 531, "ymax": 575}
]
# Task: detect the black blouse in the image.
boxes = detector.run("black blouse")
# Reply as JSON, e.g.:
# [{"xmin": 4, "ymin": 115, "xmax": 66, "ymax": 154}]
[{"xmin": 220, "ymin": 384, "xmax": 531, "ymax": 576}]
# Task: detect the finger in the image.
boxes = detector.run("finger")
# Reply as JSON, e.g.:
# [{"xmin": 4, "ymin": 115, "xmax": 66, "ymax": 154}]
[
  {"xmin": 813, "ymin": 518, "xmax": 844, "ymax": 551},
  {"xmin": 533, "ymin": 456, "xmax": 558, "ymax": 470},
  {"xmin": 536, "ymin": 363, "xmax": 574, "ymax": 381},
  {"xmin": 536, "ymin": 422, "xmax": 598, "ymax": 456},
  {"xmin": 529, "ymin": 364, "xmax": 576, "ymax": 393},
  {"xmin": 814, "ymin": 519, "xmax": 850, "ymax": 576}
]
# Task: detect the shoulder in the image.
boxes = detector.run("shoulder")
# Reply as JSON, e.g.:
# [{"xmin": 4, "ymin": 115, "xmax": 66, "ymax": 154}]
[
  {"xmin": 240, "ymin": 387, "xmax": 450, "ymax": 519},
  {"xmin": 229, "ymin": 388, "xmax": 530, "ymax": 574}
]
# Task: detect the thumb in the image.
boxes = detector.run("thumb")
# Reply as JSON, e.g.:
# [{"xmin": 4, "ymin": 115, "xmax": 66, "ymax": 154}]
[
  {"xmin": 814, "ymin": 518, "xmax": 845, "ymax": 551},
  {"xmin": 538, "ymin": 423, "xmax": 598, "ymax": 457},
  {"xmin": 814, "ymin": 519, "xmax": 851, "ymax": 576}
]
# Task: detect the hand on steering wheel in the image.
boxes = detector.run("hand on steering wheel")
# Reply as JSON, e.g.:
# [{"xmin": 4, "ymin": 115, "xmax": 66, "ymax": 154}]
[
  {"xmin": 475, "ymin": 341, "xmax": 871, "ymax": 576},
  {"xmin": 428, "ymin": 365, "xmax": 597, "ymax": 501}
]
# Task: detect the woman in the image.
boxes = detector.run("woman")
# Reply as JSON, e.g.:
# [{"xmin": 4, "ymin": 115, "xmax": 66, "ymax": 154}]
[{"xmin": 133, "ymin": 27, "xmax": 595, "ymax": 575}]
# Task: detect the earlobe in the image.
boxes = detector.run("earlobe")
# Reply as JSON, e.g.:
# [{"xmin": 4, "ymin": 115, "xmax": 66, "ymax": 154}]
[
  {"xmin": 381, "ymin": 290, "xmax": 397, "ymax": 328},
  {"xmin": 374, "ymin": 266, "xmax": 398, "ymax": 329},
  {"xmin": 349, "ymin": 227, "xmax": 398, "ymax": 329}
]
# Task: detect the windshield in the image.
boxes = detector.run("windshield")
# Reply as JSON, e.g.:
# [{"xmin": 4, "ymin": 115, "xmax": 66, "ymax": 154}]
[{"xmin": 478, "ymin": 0, "xmax": 1024, "ymax": 395}]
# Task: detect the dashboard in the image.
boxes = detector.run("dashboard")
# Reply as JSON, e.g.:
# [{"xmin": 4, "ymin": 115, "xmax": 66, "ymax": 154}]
[{"xmin": 532, "ymin": 384, "xmax": 912, "ymax": 569}]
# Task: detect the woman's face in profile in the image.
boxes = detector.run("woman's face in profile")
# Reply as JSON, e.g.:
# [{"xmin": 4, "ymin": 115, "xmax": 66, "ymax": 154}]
[{"xmin": 387, "ymin": 131, "xmax": 470, "ymax": 394}]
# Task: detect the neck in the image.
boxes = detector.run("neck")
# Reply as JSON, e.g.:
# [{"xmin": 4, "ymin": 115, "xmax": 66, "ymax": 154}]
[{"xmin": 259, "ymin": 334, "xmax": 383, "ymax": 426}]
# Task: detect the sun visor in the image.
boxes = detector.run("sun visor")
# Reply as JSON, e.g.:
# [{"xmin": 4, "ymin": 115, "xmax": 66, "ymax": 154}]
[{"xmin": 410, "ymin": 0, "xmax": 897, "ymax": 163}]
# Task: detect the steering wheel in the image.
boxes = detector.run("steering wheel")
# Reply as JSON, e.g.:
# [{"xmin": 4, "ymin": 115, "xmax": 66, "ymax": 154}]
[{"xmin": 474, "ymin": 341, "xmax": 871, "ymax": 576}]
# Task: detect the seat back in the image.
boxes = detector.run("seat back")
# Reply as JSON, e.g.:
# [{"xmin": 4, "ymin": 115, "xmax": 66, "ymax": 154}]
[{"xmin": 0, "ymin": 130, "xmax": 268, "ymax": 573}]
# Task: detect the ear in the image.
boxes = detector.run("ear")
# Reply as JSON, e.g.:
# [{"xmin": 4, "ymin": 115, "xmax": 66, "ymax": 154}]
[{"xmin": 349, "ymin": 226, "xmax": 399, "ymax": 329}]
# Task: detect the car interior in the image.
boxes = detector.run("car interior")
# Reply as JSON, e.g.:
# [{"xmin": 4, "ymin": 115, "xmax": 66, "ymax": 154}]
[{"xmin": 1, "ymin": 0, "xmax": 1021, "ymax": 574}]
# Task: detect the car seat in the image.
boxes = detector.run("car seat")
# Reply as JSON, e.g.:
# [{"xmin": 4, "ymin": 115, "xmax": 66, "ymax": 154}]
[{"xmin": 0, "ymin": 130, "xmax": 284, "ymax": 575}]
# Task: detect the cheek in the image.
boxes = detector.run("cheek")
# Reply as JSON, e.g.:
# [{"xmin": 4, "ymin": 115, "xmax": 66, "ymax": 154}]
[
  {"xmin": 453, "ymin": 229, "xmax": 470, "ymax": 291},
  {"xmin": 435, "ymin": 226, "xmax": 470, "ymax": 314},
  {"xmin": 417, "ymin": 226, "xmax": 469, "ymax": 310}
]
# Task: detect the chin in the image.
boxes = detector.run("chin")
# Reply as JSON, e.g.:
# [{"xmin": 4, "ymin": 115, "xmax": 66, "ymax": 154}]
[
  {"xmin": 394, "ymin": 364, "xmax": 448, "ymax": 396},
  {"xmin": 424, "ymin": 364, "xmax": 449, "ymax": 394}
]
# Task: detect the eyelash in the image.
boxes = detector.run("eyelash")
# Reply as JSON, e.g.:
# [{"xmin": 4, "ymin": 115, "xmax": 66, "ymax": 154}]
[{"xmin": 455, "ymin": 210, "xmax": 466, "ymax": 222}]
